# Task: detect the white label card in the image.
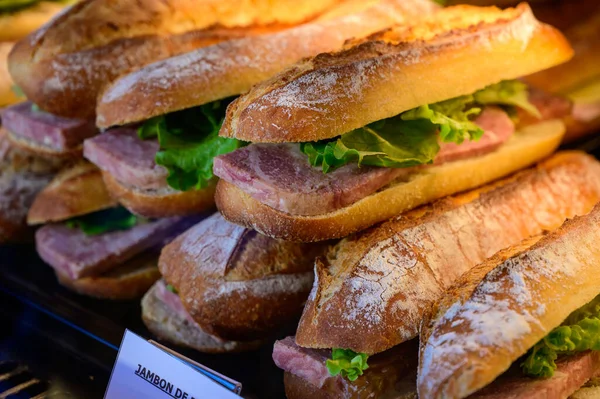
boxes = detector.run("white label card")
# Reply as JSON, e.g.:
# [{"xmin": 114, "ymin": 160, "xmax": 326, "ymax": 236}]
[{"xmin": 105, "ymin": 330, "xmax": 241, "ymax": 399}]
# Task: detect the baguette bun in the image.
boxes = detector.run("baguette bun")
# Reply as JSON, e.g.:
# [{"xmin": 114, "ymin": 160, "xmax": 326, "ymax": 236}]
[
  {"xmin": 296, "ymin": 150, "xmax": 600, "ymax": 354},
  {"xmin": 284, "ymin": 373, "xmax": 335, "ymax": 399},
  {"xmin": 524, "ymin": 9, "xmax": 600, "ymax": 94},
  {"xmin": 0, "ymin": 129, "xmax": 63, "ymax": 242},
  {"xmin": 0, "ymin": 43, "xmax": 21, "ymax": 107},
  {"xmin": 102, "ymin": 172, "xmax": 216, "ymax": 218},
  {"xmin": 142, "ymin": 281, "xmax": 263, "ymax": 353},
  {"xmin": 27, "ymin": 162, "xmax": 117, "ymax": 225},
  {"xmin": 55, "ymin": 251, "xmax": 160, "ymax": 300},
  {"xmin": 220, "ymin": 4, "xmax": 572, "ymax": 143},
  {"xmin": 96, "ymin": 0, "xmax": 439, "ymax": 128},
  {"xmin": 418, "ymin": 204, "xmax": 600, "ymax": 399},
  {"xmin": 5, "ymin": 128, "xmax": 83, "ymax": 159},
  {"xmin": 159, "ymin": 213, "xmax": 329, "ymax": 341},
  {"xmin": 8, "ymin": 0, "xmax": 344, "ymax": 119},
  {"xmin": 0, "ymin": 2, "xmax": 67, "ymax": 42},
  {"xmin": 572, "ymin": 385, "xmax": 600, "ymax": 399},
  {"xmin": 216, "ymin": 120, "xmax": 564, "ymax": 242}
]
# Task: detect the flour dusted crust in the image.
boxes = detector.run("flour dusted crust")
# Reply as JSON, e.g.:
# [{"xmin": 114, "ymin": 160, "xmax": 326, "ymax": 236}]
[
  {"xmin": 8, "ymin": 0, "xmax": 346, "ymax": 119},
  {"xmin": 295, "ymin": 151, "xmax": 600, "ymax": 354},
  {"xmin": 56, "ymin": 251, "xmax": 161, "ymax": 300},
  {"xmin": 27, "ymin": 162, "xmax": 117, "ymax": 225},
  {"xmin": 102, "ymin": 172, "xmax": 216, "ymax": 218},
  {"xmin": 221, "ymin": 3, "xmax": 573, "ymax": 143},
  {"xmin": 96, "ymin": 0, "xmax": 439, "ymax": 128},
  {"xmin": 216, "ymin": 120, "xmax": 564, "ymax": 242},
  {"xmin": 141, "ymin": 282, "xmax": 264, "ymax": 353},
  {"xmin": 418, "ymin": 205, "xmax": 600, "ymax": 399},
  {"xmin": 159, "ymin": 213, "xmax": 329, "ymax": 341}
]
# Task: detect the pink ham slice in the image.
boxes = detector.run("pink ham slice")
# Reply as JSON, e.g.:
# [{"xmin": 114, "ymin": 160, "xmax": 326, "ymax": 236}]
[
  {"xmin": 1, "ymin": 102, "xmax": 97, "ymax": 150},
  {"xmin": 83, "ymin": 128, "xmax": 168, "ymax": 190},
  {"xmin": 36, "ymin": 216, "xmax": 191, "ymax": 280},
  {"xmin": 214, "ymin": 107, "xmax": 515, "ymax": 216},
  {"xmin": 472, "ymin": 351, "xmax": 600, "ymax": 399},
  {"xmin": 273, "ymin": 336, "xmax": 419, "ymax": 398},
  {"xmin": 154, "ymin": 280, "xmax": 198, "ymax": 325}
]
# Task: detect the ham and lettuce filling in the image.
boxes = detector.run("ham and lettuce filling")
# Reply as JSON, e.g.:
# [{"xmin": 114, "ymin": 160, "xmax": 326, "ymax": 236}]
[
  {"xmin": 136, "ymin": 97, "xmax": 244, "ymax": 191},
  {"xmin": 523, "ymin": 294, "xmax": 600, "ymax": 378},
  {"xmin": 300, "ymin": 80, "xmax": 538, "ymax": 172}
]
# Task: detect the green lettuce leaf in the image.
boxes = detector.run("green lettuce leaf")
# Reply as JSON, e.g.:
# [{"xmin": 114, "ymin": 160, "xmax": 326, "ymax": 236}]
[
  {"xmin": 302, "ymin": 80, "xmax": 536, "ymax": 173},
  {"xmin": 137, "ymin": 98, "xmax": 245, "ymax": 191},
  {"xmin": 474, "ymin": 80, "xmax": 541, "ymax": 118},
  {"xmin": 66, "ymin": 207, "xmax": 140, "ymax": 236},
  {"xmin": 522, "ymin": 295, "xmax": 600, "ymax": 378},
  {"xmin": 166, "ymin": 284, "xmax": 178, "ymax": 294},
  {"xmin": 326, "ymin": 348, "xmax": 369, "ymax": 382}
]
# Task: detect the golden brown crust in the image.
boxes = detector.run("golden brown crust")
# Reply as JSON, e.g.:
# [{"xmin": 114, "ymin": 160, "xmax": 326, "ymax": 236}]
[
  {"xmin": 159, "ymin": 213, "xmax": 330, "ymax": 341},
  {"xmin": 418, "ymin": 205, "xmax": 600, "ymax": 398},
  {"xmin": 96, "ymin": 0, "xmax": 439, "ymax": 128},
  {"xmin": 216, "ymin": 120, "xmax": 564, "ymax": 242},
  {"xmin": 221, "ymin": 4, "xmax": 573, "ymax": 143},
  {"xmin": 296, "ymin": 151, "xmax": 600, "ymax": 354},
  {"xmin": 284, "ymin": 373, "xmax": 336, "ymax": 399},
  {"xmin": 27, "ymin": 162, "xmax": 117, "ymax": 225},
  {"xmin": 55, "ymin": 251, "xmax": 160, "ymax": 300},
  {"xmin": 102, "ymin": 172, "xmax": 216, "ymax": 218},
  {"xmin": 9, "ymin": 0, "xmax": 344, "ymax": 119},
  {"xmin": 524, "ymin": 8, "xmax": 600, "ymax": 94},
  {"xmin": 141, "ymin": 282, "xmax": 264, "ymax": 353}
]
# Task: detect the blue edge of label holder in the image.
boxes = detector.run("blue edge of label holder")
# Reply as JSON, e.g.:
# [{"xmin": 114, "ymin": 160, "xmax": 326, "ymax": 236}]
[{"xmin": 10, "ymin": 290, "xmax": 238, "ymax": 393}]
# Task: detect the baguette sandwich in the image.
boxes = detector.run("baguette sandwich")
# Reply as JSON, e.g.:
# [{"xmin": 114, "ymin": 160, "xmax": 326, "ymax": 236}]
[
  {"xmin": 214, "ymin": 4, "xmax": 574, "ymax": 242},
  {"xmin": 419, "ymin": 201, "xmax": 600, "ymax": 398},
  {"xmin": 142, "ymin": 212, "xmax": 329, "ymax": 352},
  {"xmin": 273, "ymin": 151, "xmax": 600, "ymax": 398},
  {"xmin": 2, "ymin": 0, "xmax": 352, "ymax": 162},
  {"xmin": 87, "ymin": 0, "xmax": 437, "ymax": 218},
  {"xmin": 27, "ymin": 161, "xmax": 199, "ymax": 299}
]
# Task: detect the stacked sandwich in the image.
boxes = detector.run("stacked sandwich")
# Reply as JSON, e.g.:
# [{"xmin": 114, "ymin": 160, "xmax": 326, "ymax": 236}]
[
  {"xmin": 3, "ymin": 0, "xmax": 391, "ymax": 292},
  {"xmin": 184, "ymin": 2, "xmax": 600, "ymax": 397}
]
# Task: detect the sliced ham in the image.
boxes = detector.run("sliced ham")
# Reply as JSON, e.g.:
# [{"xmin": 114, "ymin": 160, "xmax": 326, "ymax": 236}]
[
  {"xmin": 154, "ymin": 280, "xmax": 198, "ymax": 325},
  {"xmin": 471, "ymin": 351, "xmax": 600, "ymax": 399},
  {"xmin": 519, "ymin": 88, "xmax": 573, "ymax": 126},
  {"xmin": 1, "ymin": 102, "xmax": 97, "ymax": 150},
  {"xmin": 214, "ymin": 106, "xmax": 515, "ymax": 216},
  {"xmin": 572, "ymin": 102, "xmax": 600, "ymax": 123},
  {"xmin": 83, "ymin": 128, "xmax": 168, "ymax": 190},
  {"xmin": 273, "ymin": 336, "xmax": 418, "ymax": 399},
  {"xmin": 36, "ymin": 216, "xmax": 191, "ymax": 279}
]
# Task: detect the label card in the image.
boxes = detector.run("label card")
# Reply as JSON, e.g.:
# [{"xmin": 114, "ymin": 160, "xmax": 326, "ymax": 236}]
[{"xmin": 105, "ymin": 330, "xmax": 241, "ymax": 399}]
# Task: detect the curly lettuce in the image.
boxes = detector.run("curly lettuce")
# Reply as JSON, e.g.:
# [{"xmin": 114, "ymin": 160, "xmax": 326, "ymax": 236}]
[
  {"xmin": 326, "ymin": 348, "xmax": 369, "ymax": 382},
  {"xmin": 522, "ymin": 295, "xmax": 600, "ymax": 378},
  {"xmin": 303, "ymin": 80, "xmax": 536, "ymax": 173},
  {"xmin": 138, "ymin": 98, "xmax": 245, "ymax": 191},
  {"xmin": 66, "ymin": 207, "xmax": 141, "ymax": 236}
]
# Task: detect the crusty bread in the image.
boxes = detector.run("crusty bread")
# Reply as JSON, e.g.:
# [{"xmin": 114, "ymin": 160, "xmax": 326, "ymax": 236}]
[
  {"xmin": 0, "ymin": 2, "xmax": 67, "ymax": 42},
  {"xmin": 216, "ymin": 120, "xmax": 564, "ymax": 242},
  {"xmin": 418, "ymin": 204, "xmax": 600, "ymax": 399},
  {"xmin": 525, "ymin": 9, "xmax": 600, "ymax": 95},
  {"xmin": 5, "ymin": 128, "xmax": 83, "ymax": 159},
  {"xmin": 0, "ymin": 43, "xmax": 21, "ymax": 107},
  {"xmin": 8, "ymin": 0, "xmax": 346, "ymax": 119},
  {"xmin": 159, "ymin": 213, "xmax": 329, "ymax": 341},
  {"xmin": 55, "ymin": 251, "xmax": 161, "ymax": 300},
  {"xmin": 142, "ymin": 281, "xmax": 263, "ymax": 353},
  {"xmin": 221, "ymin": 4, "xmax": 572, "ymax": 143},
  {"xmin": 27, "ymin": 162, "xmax": 117, "ymax": 225},
  {"xmin": 96, "ymin": 0, "xmax": 439, "ymax": 128},
  {"xmin": 0, "ymin": 129, "xmax": 63, "ymax": 242},
  {"xmin": 101, "ymin": 172, "xmax": 216, "ymax": 218},
  {"xmin": 571, "ymin": 385, "xmax": 600, "ymax": 399},
  {"xmin": 295, "ymin": 150, "xmax": 600, "ymax": 354}
]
